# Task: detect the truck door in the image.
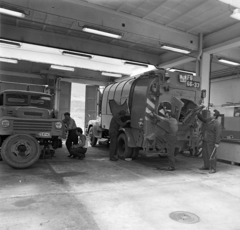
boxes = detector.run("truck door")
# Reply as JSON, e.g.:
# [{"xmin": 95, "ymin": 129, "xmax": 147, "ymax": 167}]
[
  {"xmin": 171, "ymin": 96, "xmax": 184, "ymax": 121},
  {"xmin": 85, "ymin": 85, "xmax": 100, "ymax": 129}
]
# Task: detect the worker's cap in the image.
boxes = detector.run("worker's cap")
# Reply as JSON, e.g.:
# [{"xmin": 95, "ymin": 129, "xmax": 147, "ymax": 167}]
[{"xmin": 64, "ymin": 112, "xmax": 70, "ymax": 116}]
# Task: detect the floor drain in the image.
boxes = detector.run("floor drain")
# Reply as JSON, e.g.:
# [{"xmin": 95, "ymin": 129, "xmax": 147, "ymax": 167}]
[{"xmin": 169, "ymin": 211, "xmax": 200, "ymax": 224}]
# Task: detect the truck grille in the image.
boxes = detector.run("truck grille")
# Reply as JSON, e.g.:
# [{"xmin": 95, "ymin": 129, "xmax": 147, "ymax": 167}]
[
  {"xmin": 24, "ymin": 112, "xmax": 43, "ymax": 116},
  {"xmin": 13, "ymin": 120, "xmax": 52, "ymax": 132}
]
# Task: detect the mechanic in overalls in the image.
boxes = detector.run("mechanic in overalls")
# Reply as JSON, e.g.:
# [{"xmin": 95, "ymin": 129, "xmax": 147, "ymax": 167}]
[
  {"xmin": 109, "ymin": 110, "xmax": 130, "ymax": 161},
  {"xmin": 197, "ymin": 109, "xmax": 222, "ymax": 173}
]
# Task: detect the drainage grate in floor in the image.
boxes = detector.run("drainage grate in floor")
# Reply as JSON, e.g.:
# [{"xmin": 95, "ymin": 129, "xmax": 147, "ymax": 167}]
[{"xmin": 169, "ymin": 211, "xmax": 200, "ymax": 224}]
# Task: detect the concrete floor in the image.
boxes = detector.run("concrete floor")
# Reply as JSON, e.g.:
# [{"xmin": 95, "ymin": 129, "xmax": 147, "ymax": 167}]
[{"xmin": 0, "ymin": 144, "xmax": 240, "ymax": 230}]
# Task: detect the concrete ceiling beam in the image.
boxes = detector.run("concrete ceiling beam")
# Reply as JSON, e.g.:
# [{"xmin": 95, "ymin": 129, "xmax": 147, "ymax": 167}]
[
  {"xmin": 0, "ymin": 24, "xmax": 161, "ymax": 65},
  {"xmin": 6, "ymin": 0, "xmax": 198, "ymax": 51},
  {"xmin": 0, "ymin": 70, "xmax": 44, "ymax": 79},
  {"xmin": 40, "ymin": 70, "xmax": 109, "ymax": 86},
  {"xmin": 157, "ymin": 52, "xmax": 196, "ymax": 68},
  {"xmin": 203, "ymin": 23, "xmax": 240, "ymax": 53}
]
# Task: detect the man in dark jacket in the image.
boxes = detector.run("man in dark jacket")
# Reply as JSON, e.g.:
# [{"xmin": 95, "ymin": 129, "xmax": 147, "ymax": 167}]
[
  {"xmin": 151, "ymin": 110, "xmax": 178, "ymax": 171},
  {"xmin": 197, "ymin": 108, "xmax": 222, "ymax": 173},
  {"xmin": 109, "ymin": 110, "xmax": 130, "ymax": 161}
]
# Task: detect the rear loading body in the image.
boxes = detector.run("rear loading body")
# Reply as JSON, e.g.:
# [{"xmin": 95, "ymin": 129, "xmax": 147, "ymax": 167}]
[{"xmin": 87, "ymin": 70, "xmax": 202, "ymax": 158}]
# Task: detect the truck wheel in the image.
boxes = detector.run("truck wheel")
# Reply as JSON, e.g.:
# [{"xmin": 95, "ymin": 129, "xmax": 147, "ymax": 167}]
[
  {"xmin": 89, "ymin": 127, "xmax": 98, "ymax": 147},
  {"xmin": 117, "ymin": 133, "xmax": 132, "ymax": 159},
  {"xmin": 1, "ymin": 134, "xmax": 41, "ymax": 168}
]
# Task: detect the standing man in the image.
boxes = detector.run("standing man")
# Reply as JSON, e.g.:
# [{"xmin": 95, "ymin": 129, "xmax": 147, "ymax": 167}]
[
  {"xmin": 151, "ymin": 110, "xmax": 178, "ymax": 171},
  {"xmin": 197, "ymin": 109, "xmax": 222, "ymax": 173},
  {"xmin": 69, "ymin": 127, "xmax": 88, "ymax": 160},
  {"xmin": 62, "ymin": 112, "xmax": 78, "ymax": 155},
  {"xmin": 109, "ymin": 110, "xmax": 130, "ymax": 161}
]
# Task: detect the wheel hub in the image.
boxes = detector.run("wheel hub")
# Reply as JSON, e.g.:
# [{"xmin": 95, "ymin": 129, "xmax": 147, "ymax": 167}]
[{"xmin": 12, "ymin": 141, "xmax": 31, "ymax": 157}]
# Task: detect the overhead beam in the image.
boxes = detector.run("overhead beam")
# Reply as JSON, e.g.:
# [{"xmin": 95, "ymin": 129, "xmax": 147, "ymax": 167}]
[
  {"xmin": 157, "ymin": 52, "xmax": 196, "ymax": 68},
  {"xmin": 0, "ymin": 70, "xmax": 44, "ymax": 79},
  {"xmin": 0, "ymin": 24, "xmax": 161, "ymax": 65},
  {"xmin": 158, "ymin": 23, "xmax": 240, "ymax": 68},
  {"xmin": 204, "ymin": 36, "xmax": 240, "ymax": 54},
  {"xmin": 26, "ymin": 0, "xmax": 198, "ymax": 50},
  {"xmin": 204, "ymin": 23, "xmax": 240, "ymax": 53},
  {"xmin": 40, "ymin": 70, "xmax": 110, "ymax": 86}
]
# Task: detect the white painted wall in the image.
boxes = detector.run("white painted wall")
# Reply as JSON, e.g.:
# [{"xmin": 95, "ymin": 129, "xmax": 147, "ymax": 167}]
[{"xmin": 210, "ymin": 75, "xmax": 240, "ymax": 117}]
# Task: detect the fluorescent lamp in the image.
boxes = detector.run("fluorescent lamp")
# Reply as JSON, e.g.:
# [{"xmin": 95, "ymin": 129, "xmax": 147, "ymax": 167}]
[
  {"xmin": 0, "ymin": 57, "xmax": 18, "ymax": 64},
  {"xmin": 169, "ymin": 68, "xmax": 196, "ymax": 76},
  {"xmin": 0, "ymin": 40, "xmax": 21, "ymax": 48},
  {"xmin": 102, "ymin": 72, "xmax": 122, "ymax": 77},
  {"xmin": 0, "ymin": 7, "xmax": 25, "ymax": 18},
  {"xmin": 124, "ymin": 61, "xmax": 148, "ymax": 68},
  {"xmin": 230, "ymin": 8, "xmax": 240, "ymax": 20},
  {"xmin": 218, "ymin": 58, "xmax": 240, "ymax": 66},
  {"xmin": 50, "ymin": 65, "xmax": 75, "ymax": 72},
  {"xmin": 62, "ymin": 51, "xmax": 92, "ymax": 59},
  {"xmin": 222, "ymin": 102, "xmax": 240, "ymax": 108},
  {"xmin": 161, "ymin": 45, "xmax": 191, "ymax": 54},
  {"xmin": 82, "ymin": 26, "xmax": 122, "ymax": 39}
]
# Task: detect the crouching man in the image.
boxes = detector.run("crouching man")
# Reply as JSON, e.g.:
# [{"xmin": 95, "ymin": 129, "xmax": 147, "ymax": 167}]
[{"xmin": 69, "ymin": 127, "xmax": 88, "ymax": 160}]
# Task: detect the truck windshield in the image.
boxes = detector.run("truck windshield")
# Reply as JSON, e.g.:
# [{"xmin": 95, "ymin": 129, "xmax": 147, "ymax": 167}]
[
  {"xmin": 5, "ymin": 93, "xmax": 28, "ymax": 106},
  {"xmin": 30, "ymin": 95, "xmax": 51, "ymax": 109}
]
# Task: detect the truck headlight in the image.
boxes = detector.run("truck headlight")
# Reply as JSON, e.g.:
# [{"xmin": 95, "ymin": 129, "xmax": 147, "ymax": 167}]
[
  {"xmin": 2, "ymin": 120, "xmax": 10, "ymax": 128},
  {"xmin": 55, "ymin": 122, "xmax": 62, "ymax": 129}
]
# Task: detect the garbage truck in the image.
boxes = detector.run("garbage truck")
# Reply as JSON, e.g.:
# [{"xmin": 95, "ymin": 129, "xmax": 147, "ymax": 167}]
[
  {"xmin": 0, "ymin": 88, "xmax": 63, "ymax": 168},
  {"xmin": 86, "ymin": 69, "xmax": 204, "ymax": 159}
]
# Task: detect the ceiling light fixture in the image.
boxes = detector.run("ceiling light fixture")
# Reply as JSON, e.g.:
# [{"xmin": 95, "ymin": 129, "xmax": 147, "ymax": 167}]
[
  {"xmin": 0, "ymin": 39, "xmax": 21, "ymax": 48},
  {"xmin": 0, "ymin": 57, "xmax": 18, "ymax": 64},
  {"xmin": 62, "ymin": 51, "xmax": 92, "ymax": 59},
  {"xmin": 169, "ymin": 68, "xmax": 196, "ymax": 76},
  {"xmin": 161, "ymin": 45, "xmax": 191, "ymax": 54},
  {"xmin": 50, "ymin": 65, "xmax": 75, "ymax": 72},
  {"xmin": 0, "ymin": 7, "xmax": 25, "ymax": 18},
  {"xmin": 82, "ymin": 26, "xmax": 122, "ymax": 39},
  {"xmin": 124, "ymin": 61, "xmax": 148, "ymax": 68},
  {"xmin": 101, "ymin": 72, "xmax": 122, "ymax": 77},
  {"xmin": 230, "ymin": 8, "xmax": 240, "ymax": 20},
  {"xmin": 222, "ymin": 102, "xmax": 240, "ymax": 108},
  {"xmin": 218, "ymin": 58, "xmax": 240, "ymax": 66}
]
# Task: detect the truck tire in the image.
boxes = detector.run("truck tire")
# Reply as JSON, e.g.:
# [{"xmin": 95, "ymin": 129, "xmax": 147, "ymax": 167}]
[
  {"xmin": 1, "ymin": 134, "xmax": 41, "ymax": 168},
  {"xmin": 117, "ymin": 133, "xmax": 132, "ymax": 159},
  {"xmin": 89, "ymin": 127, "xmax": 98, "ymax": 147}
]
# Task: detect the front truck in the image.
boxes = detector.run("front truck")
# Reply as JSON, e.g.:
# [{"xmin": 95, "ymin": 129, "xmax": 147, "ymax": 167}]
[
  {"xmin": 0, "ymin": 90, "xmax": 63, "ymax": 168},
  {"xmin": 87, "ymin": 69, "xmax": 203, "ymax": 159}
]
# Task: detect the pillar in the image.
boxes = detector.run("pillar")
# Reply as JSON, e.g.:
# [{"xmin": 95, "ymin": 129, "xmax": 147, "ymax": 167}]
[{"xmin": 200, "ymin": 53, "xmax": 211, "ymax": 107}]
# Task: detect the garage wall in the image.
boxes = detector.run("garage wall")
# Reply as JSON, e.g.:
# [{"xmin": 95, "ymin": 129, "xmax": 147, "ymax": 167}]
[{"xmin": 210, "ymin": 75, "xmax": 240, "ymax": 117}]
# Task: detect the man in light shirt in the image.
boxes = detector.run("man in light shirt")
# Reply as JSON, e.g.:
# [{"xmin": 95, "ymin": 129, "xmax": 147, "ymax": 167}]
[
  {"xmin": 62, "ymin": 112, "xmax": 78, "ymax": 155},
  {"xmin": 69, "ymin": 127, "xmax": 88, "ymax": 160}
]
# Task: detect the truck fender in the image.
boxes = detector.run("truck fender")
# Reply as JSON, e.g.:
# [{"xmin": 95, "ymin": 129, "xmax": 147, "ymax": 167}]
[{"xmin": 120, "ymin": 128, "xmax": 137, "ymax": 148}]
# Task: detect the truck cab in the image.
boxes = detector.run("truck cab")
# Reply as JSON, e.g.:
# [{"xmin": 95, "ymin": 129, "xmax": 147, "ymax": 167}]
[{"xmin": 0, "ymin": 89, "xmax": 63, "ymax": 168}]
